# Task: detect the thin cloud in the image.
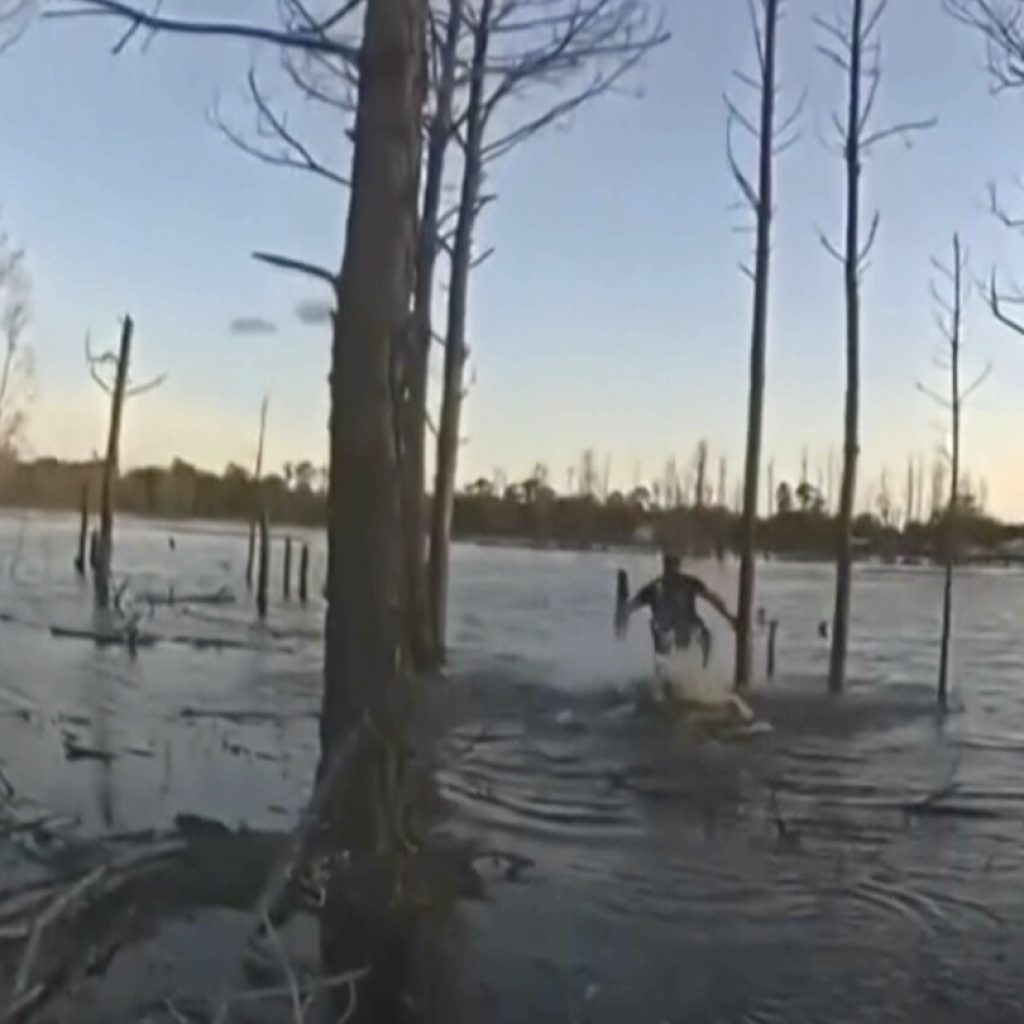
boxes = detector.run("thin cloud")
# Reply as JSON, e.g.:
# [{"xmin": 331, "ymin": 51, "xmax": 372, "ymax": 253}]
[
  {"xmin": 230, "ymin": 316, "xmax": 278, "ymax": 336},
  {"xmin": 295, "ymin": 298, "xmax": 334, "ymax": 325}
]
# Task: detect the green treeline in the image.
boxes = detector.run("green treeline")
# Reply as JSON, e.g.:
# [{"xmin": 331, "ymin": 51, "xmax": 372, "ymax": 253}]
[{"xmin": 1, "ymin": 456, "xmax": 1021, "ymax": 562}]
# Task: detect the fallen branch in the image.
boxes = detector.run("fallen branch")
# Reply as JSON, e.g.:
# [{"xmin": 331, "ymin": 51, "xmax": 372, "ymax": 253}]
[{"xmin": 48, "ymin": 624, "xmax": 158, "ymax": 648}]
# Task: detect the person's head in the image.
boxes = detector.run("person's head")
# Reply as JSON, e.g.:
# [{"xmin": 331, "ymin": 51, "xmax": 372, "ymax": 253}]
[{"xmin": 661, "ymin": 550, "xmax": 681, "ymax": 575}]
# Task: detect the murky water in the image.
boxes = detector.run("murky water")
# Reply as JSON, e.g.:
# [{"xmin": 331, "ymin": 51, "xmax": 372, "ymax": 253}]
[{"xmin": 2, "ymin": 513, "xmax": 1023, "ymax": 1021}]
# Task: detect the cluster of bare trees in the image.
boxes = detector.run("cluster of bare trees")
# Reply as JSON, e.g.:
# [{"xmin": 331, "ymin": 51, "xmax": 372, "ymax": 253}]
[{"xmin": 727, "ymin": 0, "xmax": 937, "ymax": 694}]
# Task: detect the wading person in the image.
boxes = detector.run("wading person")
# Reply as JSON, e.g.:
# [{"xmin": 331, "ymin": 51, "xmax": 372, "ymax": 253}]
[{"xmin": 615, "ymin": 551, "xmax": 737, "ymax": 672}]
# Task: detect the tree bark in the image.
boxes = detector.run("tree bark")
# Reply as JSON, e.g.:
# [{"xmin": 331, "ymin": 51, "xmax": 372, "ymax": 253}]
[
  {"xmin": 734, "ymin": 0, "xmax": 778, "ymax": 691},
  {"xmin": 399, "ymin": 0, "xmax": 464, "ymax": 672},
  {"xmin": 283, "ymin": 535, "xmax": 293, "ymax": 600},
  {"xmin": 828, "ymin": 0, "xmax": 864, "ymax": 695},
  {"xmin": 320, "ymin": 0, "xmax": 426, "ymax": 856},
  {"xmin": 95, "ymin": 316, "xmax": 132, "ymax": 608},
  {"xmin": 428, "ymin": 0, "xmax": 492, "ymax": 661}
]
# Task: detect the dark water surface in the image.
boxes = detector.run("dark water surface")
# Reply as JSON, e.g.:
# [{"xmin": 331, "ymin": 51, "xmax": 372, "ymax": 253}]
[{"xmin": 2, "ymin": 513, "xmax": 1023, "ymax": 1021}]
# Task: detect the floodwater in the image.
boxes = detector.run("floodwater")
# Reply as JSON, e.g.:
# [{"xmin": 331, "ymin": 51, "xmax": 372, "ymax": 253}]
[{"xmin": 2, "ymin": 512, "xmax": 1024, "ymax": 1022}]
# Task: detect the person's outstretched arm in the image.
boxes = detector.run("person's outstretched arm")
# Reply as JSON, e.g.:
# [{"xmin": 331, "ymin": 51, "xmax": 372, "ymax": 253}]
[{"xmin": 696, "ymin": 580, "xmax": 737, "ymax": 630}]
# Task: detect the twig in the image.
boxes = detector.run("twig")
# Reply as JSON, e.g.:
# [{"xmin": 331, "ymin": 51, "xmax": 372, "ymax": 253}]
[
  {"xmin": 45, "ymin": 0, "xmax": 360, "ymax": 60},
  {"xmin": 259, "ymin": 911, "xmax": 304, "ymax": 1022}
]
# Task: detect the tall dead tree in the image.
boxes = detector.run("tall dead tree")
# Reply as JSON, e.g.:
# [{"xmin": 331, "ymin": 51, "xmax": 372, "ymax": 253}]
[
  {"xmin": 427, "ymin": 0, "xmax": 492, "ymax": 662},
  {"xmin": 85, "ymin": 316, "xmax": 165, "ymax": 607},
  {"xmin": 246, "ymin": 395, "xmax": 269, "ymax": 591},
  {"xmin": 816, "ymin": 0, "xmax": 933, "ymax": 694},
  {"xmin": 727, "ymin": 0, "xmax": 800, "ymax": 689},
  {"xmin": 427, "ymin": 0, "xmax": 667, "ymax": 659},
  {"xmin": 917, "ymin": 236, "xmax": 989, "ymax": 708}
]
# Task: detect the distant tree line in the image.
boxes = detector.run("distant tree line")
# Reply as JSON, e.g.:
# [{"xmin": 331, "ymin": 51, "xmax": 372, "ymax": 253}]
[{"xmin": 0, "ymin": 456, "xmax": 325, "ymax": 526}]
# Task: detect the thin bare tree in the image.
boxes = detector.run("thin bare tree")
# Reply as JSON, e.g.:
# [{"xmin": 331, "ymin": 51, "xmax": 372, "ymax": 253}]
[
  {"xmin": 727, "ymin": 0, "xmax": 802, "ymax": 689},
  {"xmin": 815, "ymin": 0, "xmax": 934, "ymax": 694},
  {"xmin": 0, "ymin": 223, "xmax": 32, "ymax": 461},
  {"xmin": 917, "ymin": 235, "xmax": 989, "ymax": 708},
  {"xmin": 86, "ymin": 316, "xmax": 166, "ymax": 607}
]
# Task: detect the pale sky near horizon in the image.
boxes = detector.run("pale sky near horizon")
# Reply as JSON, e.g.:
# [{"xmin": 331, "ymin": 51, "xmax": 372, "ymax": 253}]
[{"xmin": 4, "ymin": 1, "xmax": 1024, "ymax": 515}]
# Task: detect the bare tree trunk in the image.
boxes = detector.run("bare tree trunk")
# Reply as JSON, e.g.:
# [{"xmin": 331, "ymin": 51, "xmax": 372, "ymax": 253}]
[
  {"xmin": 398, "ymin": 0, "xmax": 464, "ymax": 673},
  {"xmin": 299, "ymin": 541, "xmax": 310, "ymax": 605},
  {"xmin": 938, "ymin": 235, "xmax": 964, "ymax": 709},
  {"xmin": 246, "ymin": 396, "xmax": 268, "ymax": 591},
  {"xmin": 828, "ymin": 0, "xmax": 864, "ymax": 696},
  {"xmin": 395, "ymin": 0, "xmax": 464, "ymax": 671},
  {"xmin": 695, "ymin": 440, "xmax": 708, "ymax": 510},
  {"xmin": 283, "ymin": 535, "xmax": 293, "ymax": 601},
  {"xmin": 257, "ymin": 509, "xmax": 269, "ymax": 620},
  {"xmin": 75, "ymin": 482, "xmax": 88, "ymax": 575},
  {"xmin": 320, "ymin": 0, "xmax": 426, "ymax": 856},
  {"xmin": 95, "ymin": 316, "xmax": 133, "ymax": 608},
  {"xmin": 734, "ymin": 0, "xmax": 779, "ymax": 691},
  {"xmin": 428, "ymin": 0, "xmax": 492, "ymax": 661}
]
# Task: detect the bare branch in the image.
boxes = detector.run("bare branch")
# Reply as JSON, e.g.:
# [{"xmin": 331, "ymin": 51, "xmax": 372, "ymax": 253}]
[
  {"xmin": 469, "ymin": 245, "xmax": 495, "ymax": 269},
  {"xmin": 989, "ymin": 268, "xmax": 1024, "ymax": 337},
  {"xmin": 46, "ymin": 0, "xmax": 359, "ymax": 59},
  {"xmin": 857, "ymin": 210, "xmax": 881, "ymax": 264},
  {"xmin": 988, "ymin": 180, "xmax": 1024, "ymax": 230},
  {"xmin": 253, "ymin": 251, "xmax": 337, "ymax": 287},
  {"xmin": 817, "ymin": 228, "xmax": 844, "ymax": 264},
  {"xmin": 917, "ymin": 380, "xmax": 952, "ymax": 409},
  {"xmin": 860, "ymin": 116, "xmax": 937, "ymax": 150},
  {"xmin": 211, "ymin": 69, "xmax": 349, "ymax": 187},
  {"xmin": 961, "ymin": 360, "xmax": 992, "ymax": 402},
  {"xmin": 726, "ymin": 112, "xmax": 758, "ymax": 211},
  {"xmin": 744, "ymin": 0, "xmax": 766, "ymax": 73},
  {"xmin": 125, "ymin": 373, "xmax": 167, "ymax": 398},
  {"xmin": 89, "ymin": 365, "xmax": 114, "ymax": 395},
  {"xmin": 724, "ymin": 91, "xmax": 760, "ymax": 139}
]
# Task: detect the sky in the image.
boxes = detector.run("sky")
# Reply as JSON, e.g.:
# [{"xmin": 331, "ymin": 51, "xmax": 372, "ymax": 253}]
[{"xmin": 4, "ymin": 1, "xmax": 1024, "ymax": 515}]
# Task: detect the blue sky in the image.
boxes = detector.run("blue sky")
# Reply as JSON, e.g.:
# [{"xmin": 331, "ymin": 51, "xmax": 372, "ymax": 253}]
[{"xmin": 3, "ymin": 1, "xmax": 1024, "ymax": 514}]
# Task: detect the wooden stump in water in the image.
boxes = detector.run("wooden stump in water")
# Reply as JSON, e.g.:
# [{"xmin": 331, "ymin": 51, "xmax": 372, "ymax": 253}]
[
  {"xmin": 283, "ymin": 536, "xmax": 292, "ymax": 601},
  {"xmin": 74, "ymin": 484, "xmax": 89, "ymax": 576},
  {"xmin": 88, "ymin": 529, "xmax": 99, "ymax": 572},
  {"xmin": 299, "ymin": 543, "xmax": 310, "ymax": 605},
  {"xmin": 245, "ymin": 521, "xmax": 256, "ymax": 592},
  {"xmin": 767, "ymin": 620, "xmax": 778, "ymax": 680},
  {"xmin": 256, "ymin": 511, "xmax": 269, "ymax": 620}
]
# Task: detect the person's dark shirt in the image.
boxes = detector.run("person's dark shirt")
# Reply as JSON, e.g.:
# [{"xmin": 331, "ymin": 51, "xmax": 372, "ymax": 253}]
[{"xmin": 633, "ymin": 570, "xmax": 707, "ymax": 651}]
